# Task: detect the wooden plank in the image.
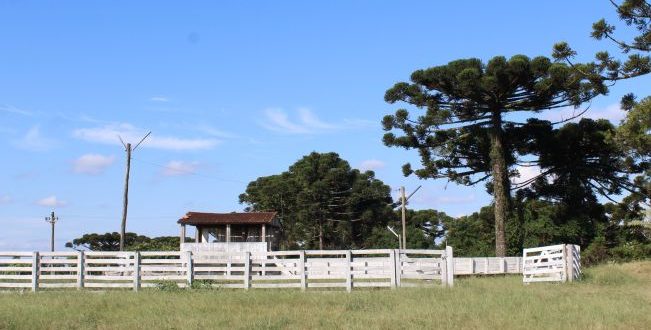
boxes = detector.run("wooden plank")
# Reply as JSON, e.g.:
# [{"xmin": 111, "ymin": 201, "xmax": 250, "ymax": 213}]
[
  {"xmin": 400, "ymin": 249, "xmax": 445, "ymax": 255},
  {"xmin": 352, "ymin": 274, "xmax": 391, "ymax": 279},
  {"xmin": 83, "ymin": 282, "xmax": 133, "ymax": 288},
  {"xmin": 84, "ymin": 275, "xmax": 132, "ymax": 280},
  {"xmin": 251, "ymin": 283, "xmax": 301, "ymax": 289},
  {"xmin": 353, "ymin": 281, "xmax": 391, "ymax": 288},
  {"xmin": 140, "ymin": 275, "xmax": 186, "ymax": 281},
  {"xmin": 350, "ymin": 249, "xmax": 392, "ymax": 255},
  {"xmin": 39, "ymin": 259, "xmax": 78, "ymax": 264},
  {"xmin": 85, "ymin": 266, "xmax": 132, "ymax": 272},
  {"xmin": 307, "ymin": 282, "xmax": 346, "ymax": 288},
  {"xmin": 0, "ymin": 275, "xmax": 32, "ymax": 280},
  {"xmin": 193, "ymin": 275, "xmax": 246, "ymax": 280},
  {"xmin": 523, "ymin": 245, "xmax": 565, "ymax": 253},
  {"xmin": 0, "ymin": 267, "xmax": 32, "ymax": 272},
  {"xmin": 140, "ymin": 266, "xmax": 185, "ymax": 272},
  {"xmin": 85, "ymin": 252, "xmax": 133, "ymax": 257},
  {"xmin": 39, "ymin": 252, "xmax": 79, "ymax": 257},
  {"xmin": 251, "ymin": 275, "xmax": 300, "ymax": 280},
  {"xmin": 305, "ymin": 250, "xmax": 348, "ymax": 256},
  {"xmin": 139, "ymin": 259, "xmax": 183, "ymax": 264},
  {"xmin": 139, "ymin": 251, "xmax": 182, "ymax": 256},
  {"xmin": 0, "ymin": 282, "xmax": 31, "ymax": 288}
]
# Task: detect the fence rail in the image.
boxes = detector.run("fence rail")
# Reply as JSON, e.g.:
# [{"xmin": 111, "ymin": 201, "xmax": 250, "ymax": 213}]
[
  {"xmin": 453, "ymin": 257, "xmax": 522, "ymax": 275},
  {"xmin": 523, "ymin": 244, "xmax": 581, "ymax": 283},
  {"xmin": 0, "ymin": 247, "xmax": 456, "ymax": 292}
]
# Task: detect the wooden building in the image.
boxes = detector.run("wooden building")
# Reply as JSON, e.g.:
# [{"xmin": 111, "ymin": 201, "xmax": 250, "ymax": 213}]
[{"xmin": 178, "ymin": 211, "xmax": 280, "ymax": 252}]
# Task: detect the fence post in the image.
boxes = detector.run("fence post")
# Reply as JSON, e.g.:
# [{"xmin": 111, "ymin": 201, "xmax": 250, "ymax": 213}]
[
  {"xmin": 345, "ymin": 250, "xmax": 352, "ymax": 292},
  {"xmin": 185, "ymin": 251, "xmax": 193, "ymax": 288},
  {"xmin": 499, "ymin": 257, "xmax": 506, "ymax": 274},
  {"xmin": 446, "ymin": 246, "xmax": 454, "ymax": 287},
  {"xmin": 389, "ymin": 249, "xmax": 396, "ymax": 289},
  {"xmin": 133, "ymin": 252, "xmax": 140, "ymax": 292},
  {"xmin": 244, "ymin": 252, "xmax": 251, "ymax": 290},
  {"xmin": 394, "ymin": 249, "xmax": 401, "ymax": 287},
  {"xmin": 440, "ymin": 252, "xmax": 448, "ymax": 288},
  {"xmin": 565, "ymin": 244, "xmax": 574, "ymax": 282},
  {"xmin": 299, "ymin": 250, "xmax": 307, "ymax": 291},
  {"xmin": 31, "ymin": 252, "xmax": 39, "ymax": 292},
  {"xmin": 484, "ymin": 257, "xmax": 489, "ymax": 274},
  {"xmin": 77, "ymin": 251, "xmax": 84, "ymax": 289}
]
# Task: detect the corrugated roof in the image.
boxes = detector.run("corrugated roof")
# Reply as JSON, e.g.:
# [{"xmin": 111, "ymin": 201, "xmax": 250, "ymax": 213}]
[{"xmin": 178, "ymin": 211, "xmax": 278, "ymax": 225}]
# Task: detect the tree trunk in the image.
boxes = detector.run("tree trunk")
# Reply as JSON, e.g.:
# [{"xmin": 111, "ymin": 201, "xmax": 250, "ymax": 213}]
[
  {"xmin": 489, "ymin": 111, "xmax": 509, "ymax": 257},
  {"xmin": 318, "ymin": 221, "xmax": 324, "ymax": 250}
]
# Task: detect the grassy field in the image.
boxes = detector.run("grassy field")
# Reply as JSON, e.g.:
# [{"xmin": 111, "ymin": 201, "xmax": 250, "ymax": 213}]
[{"xmin": 0, "ymin": 262, "xmax": 649, "ymax": 330}]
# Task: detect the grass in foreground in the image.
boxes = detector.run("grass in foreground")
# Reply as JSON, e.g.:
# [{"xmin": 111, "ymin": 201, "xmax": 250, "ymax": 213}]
[{"xmin": 0, "ymin": 262, "xmax": 649, "ymax": 329}]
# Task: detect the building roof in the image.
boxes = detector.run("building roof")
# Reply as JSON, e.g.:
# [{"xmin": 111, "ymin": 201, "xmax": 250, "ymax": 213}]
[{"xmin": 178, "ymin": 211, "xmax": 278, "ymax": 226}]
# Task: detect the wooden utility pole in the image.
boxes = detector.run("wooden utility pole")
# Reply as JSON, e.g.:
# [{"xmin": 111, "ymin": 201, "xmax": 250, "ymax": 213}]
[
  {"xmin": 45, "ymin": 211, "xmax": 58, "ymax": 252},
  {"xmin": 395, "ymin": 185, "xmax": 421, "ymax": 250},
  {"xmin": 119, "ymin": 142, "xmax": 131, "ymax": 251},
  {"xmin": 400, "ymin": 186, "xmax": 406, "ymax": 249},
  {"xmin": 119, "ymin": 132, "xmax": 150, "ymax": 251}
]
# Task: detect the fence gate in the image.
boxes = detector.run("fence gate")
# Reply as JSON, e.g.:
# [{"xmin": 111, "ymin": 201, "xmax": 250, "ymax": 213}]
[{"xmin": 522, "ymin": 244, "xmax": 580, "ymax": 283}]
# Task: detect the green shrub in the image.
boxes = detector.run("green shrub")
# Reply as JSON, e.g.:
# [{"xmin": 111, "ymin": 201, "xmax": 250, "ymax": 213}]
[{"xmin": 154, "ymin": 281, "xmax": 181, "ymax": 291}]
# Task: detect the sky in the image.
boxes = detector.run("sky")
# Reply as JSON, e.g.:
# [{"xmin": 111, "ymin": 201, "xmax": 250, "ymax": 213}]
[{"xmin": 2, "ymin": 1, "xmax": 650, "ymax": 251}]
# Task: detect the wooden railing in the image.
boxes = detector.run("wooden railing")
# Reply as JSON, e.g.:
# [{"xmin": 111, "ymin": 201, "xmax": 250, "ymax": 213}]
[
  {"xmin": 453, "ymin": 257, "xmax": 523, "ymax": 275},
  {"xmin": 523, "ymin": 244, "xmax": 581, "ymax": 283},
  {"xmin": 0, "ymin": 247, "xmax": 455, "ymax": 292}
]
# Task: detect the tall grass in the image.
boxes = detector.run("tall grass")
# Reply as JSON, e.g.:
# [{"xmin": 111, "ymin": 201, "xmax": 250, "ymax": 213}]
[{"xmin": 0, "ymin": 262, "xmax": 649, "ymax": 329}]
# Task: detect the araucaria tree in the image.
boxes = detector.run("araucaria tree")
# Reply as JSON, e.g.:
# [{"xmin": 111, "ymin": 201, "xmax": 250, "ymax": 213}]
[{"xmin": 382, "ymin": 55, "xmax": 595, "ymax": 256}]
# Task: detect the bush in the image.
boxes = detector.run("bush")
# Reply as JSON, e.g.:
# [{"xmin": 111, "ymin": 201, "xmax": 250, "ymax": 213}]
[
  {"xmin": 190, "ymin": 280, "xmax": 216, "ymax": 290},
  {"xmin": 154, "ymin": 281, "xmax": 181, "ymax": 291}
]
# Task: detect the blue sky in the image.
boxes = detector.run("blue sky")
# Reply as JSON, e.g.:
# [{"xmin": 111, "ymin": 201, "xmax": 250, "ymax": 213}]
[{"xmin": 2, "ymin": 1, "xmax": 650, "ymax": 250}]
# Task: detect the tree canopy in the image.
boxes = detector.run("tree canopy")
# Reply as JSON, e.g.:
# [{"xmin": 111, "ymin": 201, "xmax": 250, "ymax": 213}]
[
  {"xmin": 239, "ymin": 152, "xmax": 395, "ymax": 250},
  {"xmin": 382, "ymin": 55, "xmax": 595, "ymax": 256}
]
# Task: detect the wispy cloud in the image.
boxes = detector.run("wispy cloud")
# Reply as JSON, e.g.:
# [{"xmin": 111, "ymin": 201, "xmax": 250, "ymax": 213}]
[
  {"xmin": 436, "ymin": 194, "xmax": 476, "ymax": 204},
  {"xmin": 73, "ymin": 123, "xmax": 220, "ymax": 151},
  {"xmin": 161, "ymin": 160, "xmax": 200, "ymax": 176},
  {"xmin": 36, "ymin": 195, "xmax": 67, "ymax": 208},
  {"xmin": 72, "ymin": 154, "xmax": 115, "ymax": 175},
  {"xmin": 0, "ymin": 104, "xmax": 33, "ymax": 116},
  {"xmin": 260, "ymin": 108, "xmax": 370, "ymax": 134},
  {"xmin": 13, "ymin": 125, "xmax": 57, "ymax": 151},
  {"xmin": 512, "ymin": 165, "xmax": 541, "ymax": 188},
  {"xmin": 0, "ymin": 194, "xmax": 11, "ymax": 205},
  {"xmin": 150, "ymin": 96, "xmax": 169, "ymax": 102},
  {"xmin": 359, "ymin": 159, "xmax": 386, "ymax": 171},
  {"xmin": 542, "ymin": 103, "xmax": 626, "ymax": 124}
]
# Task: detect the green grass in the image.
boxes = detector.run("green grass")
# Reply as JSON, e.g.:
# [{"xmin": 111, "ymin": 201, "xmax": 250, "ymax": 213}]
[{"xmin": 0, "ymin": 262, "xmax": 649, "ymax": 329}]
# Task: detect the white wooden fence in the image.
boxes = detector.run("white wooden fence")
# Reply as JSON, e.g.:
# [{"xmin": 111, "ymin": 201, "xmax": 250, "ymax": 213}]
[
  {"xmin": 523, "ymin": 244, "xmax": 581, "ymax": 283},
  {"xmin": 0, "ymin": 247, "xmax": 455, "ymax": 292},
  {"xmin": 453, "ymin": 257, "xmax": 522, "ymax": 275}
]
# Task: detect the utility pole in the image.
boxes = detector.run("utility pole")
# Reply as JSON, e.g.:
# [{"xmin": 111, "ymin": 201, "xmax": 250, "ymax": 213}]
[
  {"xmin": 45, "ymin": 211, "xmax": 58, "ymax": 252},
  {"xmin": 396, "ymin": 185, "xmax": 422, "ymax": 250},
  {"xmin": 119, "ymin": 132, "xmax": 150, "ymax": 251}
]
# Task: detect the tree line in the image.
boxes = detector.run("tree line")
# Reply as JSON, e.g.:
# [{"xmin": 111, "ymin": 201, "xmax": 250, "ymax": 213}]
[{"xmin": 67, "ymin": 1, "xmax": 650, "ymax": 264}]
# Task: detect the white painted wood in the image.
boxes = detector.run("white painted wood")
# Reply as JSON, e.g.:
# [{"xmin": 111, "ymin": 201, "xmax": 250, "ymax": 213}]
[
  {"xmin": 445, "ymin": 246, "xmax": 454, "ymax": 287},
  {"xmin": 185, "ymin": 251, "xmax": 193, "ymax": 286},
  {"xmin": 345, "ymin": 250, "xmax": 352, "ymax": 292},
  {"xmin": 244, "ymin": 252, "xmax": 251, "ymax": 290},
  {"xmin": 133, "ymin": 252, "xmax": 140, "ymax": 292},
  {"xmin": 299, "ymin": 250, "xmax": 307, "ymax": 291},
  {"xmin": 0, "ymin": 283, "xmax": 32, "ymax": 288},
  {"xmin": 31, "ymin": 252, "xmax": 39, "ymax": 292}
]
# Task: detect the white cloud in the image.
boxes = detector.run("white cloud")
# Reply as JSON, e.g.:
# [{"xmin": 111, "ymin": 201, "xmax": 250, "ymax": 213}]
[
  {"xmin": 359, "ymin": 159, "xmax": 386, "ymax": 171},
  {"xmin": 542, "ymin": 103, "xmax": 626, "ymax": 124},
  {"xmin": 13, "ymin": 125, "xmax": 56, "ymax": 151},
  {"xmin": 150, "ymin": 96, "xmax": 169, "ymax": 102},
  {"xmin": 260, "ymin": 108, "xmax": 368, "ymax": 134},
  {"xmin": 512, "ymin": 165, "xmax": 542, "ymax": 188},
  {"xmin": 436, "ymin": 194, "xmax": 476, "ymax": 204},
  {"xmin": 36, "ymin": 195, "xmax": 67, "ymax": 208},
  {"xmin": 161, "ymin": 160, "xmax": 200, "ymax": 176},
  {"xmin": 0, "ymin": 194, "xmax": 11, "ymax": 205},
  {"xmin": 72, "ymin": 154, "xmax": 115, "ymax": 175},
  {"xmin": 73, "ymin": 123, "xmax": 220, "ymax": 151},
  {"xmin": 0, "ymin": 104, "xmax": 33, "ymax": 116}
]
